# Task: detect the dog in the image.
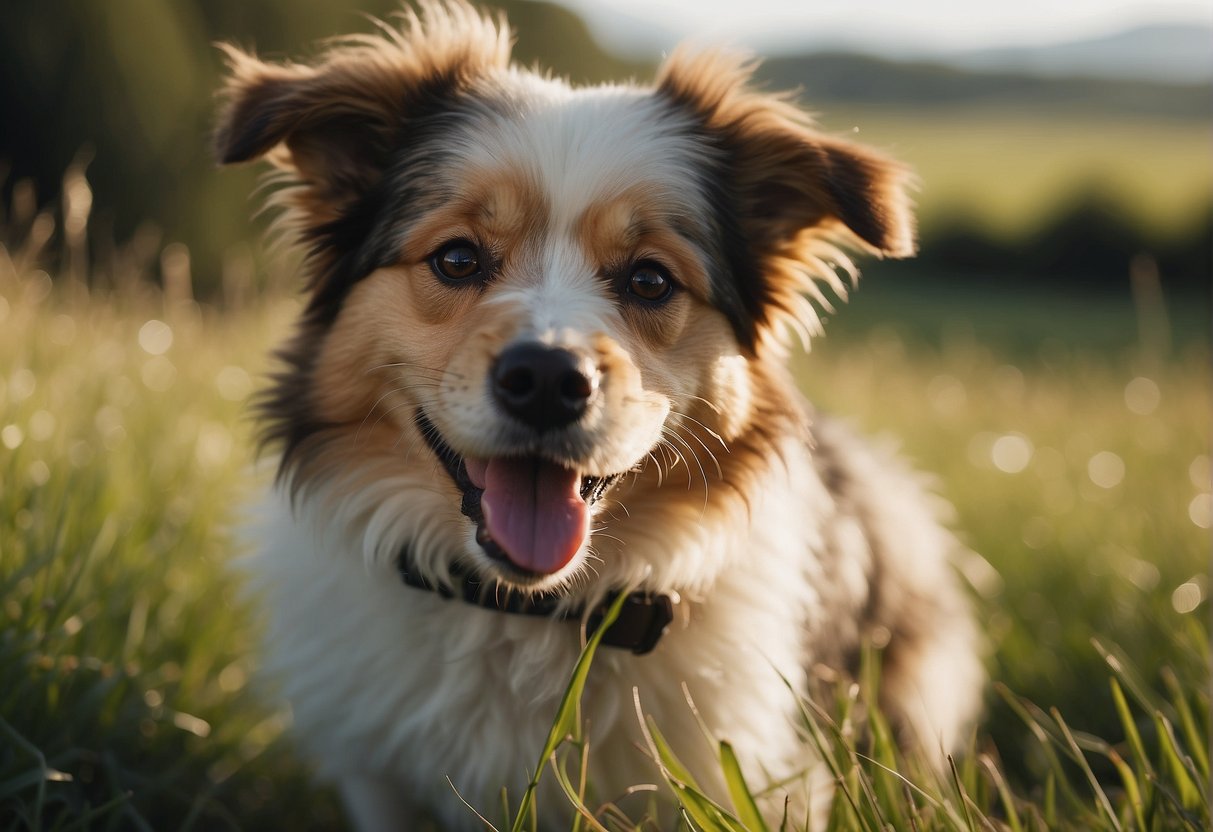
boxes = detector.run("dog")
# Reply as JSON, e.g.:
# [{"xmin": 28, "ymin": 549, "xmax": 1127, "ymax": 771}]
[{"xmin": 215, "ymin": 2, "xmax": 983, "ymax": 829}]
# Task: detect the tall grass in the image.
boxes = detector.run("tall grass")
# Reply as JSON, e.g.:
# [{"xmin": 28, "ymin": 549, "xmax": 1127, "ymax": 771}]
[{"xmin": 0, "ymin": 191, "xmax": 1208, "ymax": 829}]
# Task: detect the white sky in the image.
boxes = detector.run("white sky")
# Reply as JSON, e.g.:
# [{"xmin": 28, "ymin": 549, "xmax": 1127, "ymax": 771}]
[{"xmin": 558, "ymin": 0, "xmax": 1211, "ymax": 56}]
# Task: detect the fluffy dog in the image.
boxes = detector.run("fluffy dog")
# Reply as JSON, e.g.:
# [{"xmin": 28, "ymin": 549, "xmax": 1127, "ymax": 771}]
[{"xmin": 215, "ymin": 2, "xmax": 982, "ymax": 828}]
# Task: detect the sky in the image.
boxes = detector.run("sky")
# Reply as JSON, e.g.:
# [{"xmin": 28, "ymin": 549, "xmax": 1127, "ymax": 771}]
[{"xmin": 557, "ymin": 0, "xmax": 1211, "ymax": 57}]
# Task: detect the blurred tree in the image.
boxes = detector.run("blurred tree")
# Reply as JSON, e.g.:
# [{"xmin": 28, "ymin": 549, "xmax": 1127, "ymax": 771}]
[
  {"xmin": 920, "ymin": 191, "xmax": 1212, "ymax": 297},
  {"xmin": 0, "ymin": 0, "xmax": 647, "ymax": 292}
]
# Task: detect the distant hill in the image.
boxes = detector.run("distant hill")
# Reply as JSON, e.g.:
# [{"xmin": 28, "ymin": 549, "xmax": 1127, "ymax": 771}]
[
  {"xmin": 755, "ymin": 52, "xmax": 1211, "ymax": 121},
  {"xmin": 948, "ymin": 24, "xmax": 1213, "ymax": 84}
]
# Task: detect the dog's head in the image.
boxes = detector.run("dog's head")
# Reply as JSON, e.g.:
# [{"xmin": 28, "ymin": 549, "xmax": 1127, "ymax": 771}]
[{"xmin": 216, "ymin": 0, "xmax": 914, "ymax": 591}]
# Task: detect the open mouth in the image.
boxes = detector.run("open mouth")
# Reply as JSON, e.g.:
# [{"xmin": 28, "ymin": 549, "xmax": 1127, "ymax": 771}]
[{"xmin": 416, "ymin": 411, "xmax": 621, "ymax": 577}]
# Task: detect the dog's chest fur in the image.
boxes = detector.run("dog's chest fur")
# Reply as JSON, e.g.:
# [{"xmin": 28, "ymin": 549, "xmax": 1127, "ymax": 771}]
[
  {"xmin": 249, "ymin": 445, "xmax": 828, "ymax": 821},
  {"xmin": 244, "ymin": 406, "xmax": 977, "ymax": 830}
]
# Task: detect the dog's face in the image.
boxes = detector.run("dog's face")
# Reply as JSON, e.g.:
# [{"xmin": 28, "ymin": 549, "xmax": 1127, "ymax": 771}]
[{"xmin": 216, "ymin": 1, "xmax": 914, "ymax": 591}]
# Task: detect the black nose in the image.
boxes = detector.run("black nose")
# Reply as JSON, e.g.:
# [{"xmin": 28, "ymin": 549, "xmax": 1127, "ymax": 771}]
[{"xmin": 491, "ymin": 343, "xmax": 597, "ymax": 431}]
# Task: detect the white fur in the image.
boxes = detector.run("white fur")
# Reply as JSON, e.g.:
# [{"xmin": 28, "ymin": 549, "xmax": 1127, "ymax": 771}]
[{"xmin": 242, "ymin": 414, "xmax": 980, "ymax": 831}]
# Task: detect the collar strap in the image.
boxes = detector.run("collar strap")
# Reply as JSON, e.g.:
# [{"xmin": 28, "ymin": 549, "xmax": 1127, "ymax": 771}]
[{"xmin": 397, "ymin": 553, "xmax": 675, "ymax": 655}]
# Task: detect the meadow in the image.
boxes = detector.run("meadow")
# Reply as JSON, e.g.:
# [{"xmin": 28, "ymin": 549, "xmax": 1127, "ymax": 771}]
[
  {"xmin": 1, "ymin": 181, "xmax": 1208, "ymax": 830},
  {"xmin": 814, "ymin": 107, "xmax": 1212, "ymax": 242},
  {"xmin": 2, "ymin": 0, "xmax": 1211, "ymax": 823}
]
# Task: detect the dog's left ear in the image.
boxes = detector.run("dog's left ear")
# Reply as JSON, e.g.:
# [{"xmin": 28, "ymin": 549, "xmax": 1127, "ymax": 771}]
[
  {"xmin": 657, "ymin": 48, "xmax": 915, "ymax": 258},
  {"xmin": 657, "ymin": 48, "xmax": 915, "ymax": 348}
]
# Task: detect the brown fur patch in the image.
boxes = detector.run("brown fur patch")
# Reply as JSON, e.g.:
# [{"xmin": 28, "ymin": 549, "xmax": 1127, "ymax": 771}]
[
  {"xmin": 400, "ymin": 169, "xmax": 551, "ymax": 284},
  {"xmin": 575, "ymin": 187, "xmax": 713, "ymax": 301}
]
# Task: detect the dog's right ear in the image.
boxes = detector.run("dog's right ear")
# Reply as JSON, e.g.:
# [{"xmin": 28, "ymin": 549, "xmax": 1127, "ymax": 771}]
[{"xmin": 214, "ymin": 2, "xmax": 510, "ymax": 217}]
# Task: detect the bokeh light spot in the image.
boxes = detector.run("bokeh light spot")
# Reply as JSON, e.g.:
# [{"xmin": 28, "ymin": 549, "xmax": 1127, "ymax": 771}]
[
  {"xmin": 138, "ymin": 319, "xmax": 174, "ymax": 355},
  {"xmin": 1171, "ymin": 580, "xmax": 1204, "ymax": 614},
  {"xmin": 992, "ymin": 433, "xmax": 1033, "ymax": 473},
  {"xmin": 1088, "ymin": 451, "xmax": 1125, "ymax": 488},
  {"xmin": 1124, "ymin": 558, "xmax": 1160, "ymax": 591},
  {"xmin": 10, "ymin": 369, "xmax": 36, "ymax": 402},
  {"xmin": 218, "ymin": 662, "xmax": 248, "ymax": 693},
  {"xmin": 1189, "ymin": 493, "xmax": 1211, "ymax": 529},
  {"xmin": 27, "ymin": 461, "xmax": 50, "ymax": 486},
  {"xmin": 1123, "ymin": 376, "xmax": 1160, "ymax": 415},
  {"xmin": 2, "ymin": 424, "xmax": 25, "ymax": 450},
  {"xmin": 1190, "ymin": 455, "xmax": 1210, "ymax": 490}
]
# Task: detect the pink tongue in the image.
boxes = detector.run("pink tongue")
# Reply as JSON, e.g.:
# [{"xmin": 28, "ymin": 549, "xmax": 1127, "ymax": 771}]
[{"xmin": 465, "ymin": 457, "xmax": 588, "ymax": 574}]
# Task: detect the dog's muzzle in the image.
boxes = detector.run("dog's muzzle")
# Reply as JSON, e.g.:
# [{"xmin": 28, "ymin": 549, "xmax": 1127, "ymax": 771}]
[
  {"xmin": 414, "ymin": 410, "xmax": 620, "ymax": 577},
  {"xmin": 404, "ymin": 409, "xmax": 675, "ymax": 654}
]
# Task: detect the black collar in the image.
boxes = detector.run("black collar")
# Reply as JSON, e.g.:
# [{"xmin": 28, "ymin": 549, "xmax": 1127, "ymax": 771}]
[{"xmin": 397, "ymin": 553, "xmax": 675, "ymax": 655}]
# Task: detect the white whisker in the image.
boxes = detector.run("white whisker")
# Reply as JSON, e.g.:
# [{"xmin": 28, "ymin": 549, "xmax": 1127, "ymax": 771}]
[
  {"xmin": 355, "ymin": 383, "xmax": 441, "ymax": 445},
  {"xmin": 364, "ymin": 360, "xmax": 463, "ymax": 379},
  {"xmin": 663, "ymin": 427, "xmax": 711, "ymax": 514}
]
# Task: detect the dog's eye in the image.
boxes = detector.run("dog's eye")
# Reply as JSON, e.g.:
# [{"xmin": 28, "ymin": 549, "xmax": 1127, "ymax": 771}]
[
  {"xmin": 626, "ymin": 262, "xmax": 674, "ymax": 303},
  {"xmin": 431, "ymin": 241, "xmax": 482, "ymax": 282}
]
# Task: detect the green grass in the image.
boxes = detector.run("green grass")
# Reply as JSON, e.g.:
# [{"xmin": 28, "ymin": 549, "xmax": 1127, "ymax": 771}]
[
  {"xmin": 813, "ymin": 108, "xmax": 1213, "ymax": 241},
  {"xmin": 0, "ymin": 267, "xmax": 345, "ymax": 827},
  {"xmin": 1, "ymin": 226, "xmax": 1209, "ymax": 829}
]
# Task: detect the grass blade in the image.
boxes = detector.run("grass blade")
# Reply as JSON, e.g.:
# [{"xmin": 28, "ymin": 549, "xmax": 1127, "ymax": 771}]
[
  {"xmin": 946, "ymin": 755, "xmax": 977, "ymax": 832},
  {"xmin": 1161, "ymin": 667, "xmax": 1209, "ymax": 779},
  {"xmin": 635, "ymin": 698, "xmax": 747, "ymax": 832},
  {"xmin": 1153, "ymin": 711, "xmax": 1205, "ymax": 812},
  {"xmin": 1050, "ymin": 707, "xmax": 1122, "ymax": 832},
  {"xmin": 978, "ymin": 754, "xmax": 1023, "ymax": 832},
  {"xmin": 995, "ymin": 684, "xmax": 1091, "ymax": 818},
  {"xmin": 719, "ymin": 741, "xmax": 769, "ymax": 832},
  {"xmin": 509, "ymin": 590, "xmax": 630, "ymax": 832},
  {"xmin": 548, "ymin": 751, "xmax": 611, "ymax": 832},
  {"xmin": 1110, "ymin": 678, "xmax": 1154, "ymax": 784},
  {"xmin": 1106, "ymin": 749, "xmax": 1147, "ymax": 832}
]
